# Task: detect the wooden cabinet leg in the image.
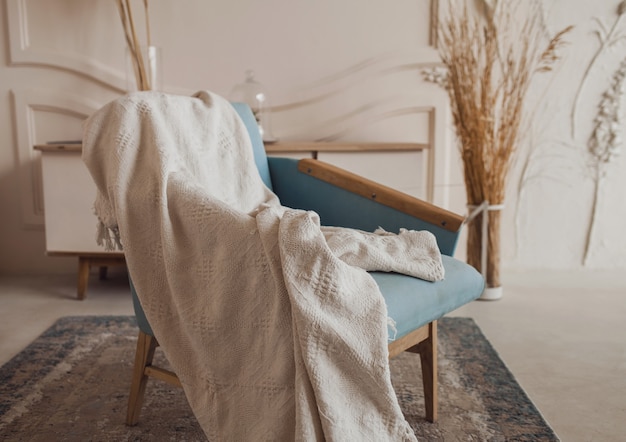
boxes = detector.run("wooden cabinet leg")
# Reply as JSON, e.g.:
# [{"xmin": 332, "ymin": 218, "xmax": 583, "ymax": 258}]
[
  {"xmin": 99, "ymin": 266, "xmax": 108, "ymax": 280},
  {"xmin": 77, "ymin": 257, "xmax": 90, "ymax": 300}
]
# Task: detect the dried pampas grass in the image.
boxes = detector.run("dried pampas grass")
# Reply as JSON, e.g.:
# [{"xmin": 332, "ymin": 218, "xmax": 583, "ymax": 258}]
[
  {"xmin": 116, "ymin": 0, "xmax": 154, "ymax": 91},
  {"xmin": 436, "ymin": 0, "xmax": 571, "ymax": 287}
]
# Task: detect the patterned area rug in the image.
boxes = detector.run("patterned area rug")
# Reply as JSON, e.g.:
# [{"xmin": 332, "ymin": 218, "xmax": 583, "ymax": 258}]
[{"xmin": 0, "ymin": 316, "xmax": 558, "ymax": 441}]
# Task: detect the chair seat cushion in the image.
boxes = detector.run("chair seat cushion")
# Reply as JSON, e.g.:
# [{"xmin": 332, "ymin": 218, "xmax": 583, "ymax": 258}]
[
  {"xmin": 133, "ymin": 255, "xmax": 483, "ymax": 341},
  {"xmin": 371, "ymin": 255, "xmax": 484, "ymax": 340}
]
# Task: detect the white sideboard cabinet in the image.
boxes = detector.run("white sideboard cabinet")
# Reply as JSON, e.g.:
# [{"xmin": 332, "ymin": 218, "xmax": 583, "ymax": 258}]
[
  {"xmin": 35, "ymin": 141, "xmax": 429, "ymax": 299},
  {"xmin": 35, "ymin": 144, "xmax": 125, "ymax": 299}
]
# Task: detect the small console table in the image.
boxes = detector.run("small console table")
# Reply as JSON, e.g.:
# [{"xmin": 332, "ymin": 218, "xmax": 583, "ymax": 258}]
[{"xmin": 50, "ymin": 251, "xmax": 126, "ymax": 300}]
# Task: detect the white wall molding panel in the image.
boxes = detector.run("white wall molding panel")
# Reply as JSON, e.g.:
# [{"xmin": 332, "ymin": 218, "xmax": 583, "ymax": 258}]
[
  {"xmin": 11, "ymin": 88, "xmax": 102, "ymax": 228},
  {"xmin": 6, "ymin": 0, "xmax": 126, "ymax": 91},
  {"xmin": 266, "ymin": 52, "xmax": 451, "ymax": 206}
]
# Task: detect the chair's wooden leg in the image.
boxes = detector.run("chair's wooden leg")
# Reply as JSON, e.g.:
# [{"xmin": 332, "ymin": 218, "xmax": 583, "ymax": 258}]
[
  {"xmin": 127, "ymin": 331, "xmax": 158, "ymax": 426},
  {"xmin": 411, "ymin": 321, "xmax": 438, "ymax": 422},
  {"xmin": 77, "ymin": 257, "xmax": 90, "ymax": 300}
]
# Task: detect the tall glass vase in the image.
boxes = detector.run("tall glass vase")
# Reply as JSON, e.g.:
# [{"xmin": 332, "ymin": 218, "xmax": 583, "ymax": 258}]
[
  {"xmin": 126, "ymin": 46, "xmax": 162, "ymax": 92},
  {"xmin": 466, "ymin": 205, "xmax": 503, "ymax": 300}
]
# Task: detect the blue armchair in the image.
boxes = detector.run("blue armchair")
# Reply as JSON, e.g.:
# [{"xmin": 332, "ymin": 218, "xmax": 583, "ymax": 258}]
[{"xmin": 126, "ymin": 103, "xmax": 484, "ymax": 426}]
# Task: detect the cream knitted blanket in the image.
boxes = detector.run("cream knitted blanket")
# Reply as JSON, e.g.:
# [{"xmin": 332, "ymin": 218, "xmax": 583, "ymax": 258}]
[{"xmin": 82, "ymin": 91, "xmax": 443, "ymax": 441}]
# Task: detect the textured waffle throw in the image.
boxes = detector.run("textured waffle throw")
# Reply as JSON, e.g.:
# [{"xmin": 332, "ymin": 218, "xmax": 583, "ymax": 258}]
[{"xmin": 83, "ymin": 91, "xmax": 443, "ymax": 441}]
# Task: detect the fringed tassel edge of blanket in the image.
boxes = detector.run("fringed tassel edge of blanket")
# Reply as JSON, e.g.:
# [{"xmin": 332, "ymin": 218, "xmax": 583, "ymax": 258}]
[
  {"xmin": 463, "ymin": 201, "xmax": 504, "ymax": 301},
  {"xmin": 96, "ymin": 220, "xmax": 124, "ymax": 251}
]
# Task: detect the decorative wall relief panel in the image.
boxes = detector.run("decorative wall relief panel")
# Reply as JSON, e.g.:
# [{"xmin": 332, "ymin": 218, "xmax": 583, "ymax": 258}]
[
  {"xmin": 268, "ymin": 53, "xmax": 451, "ymax": 205},
  {"xmin": 272, "ymin": 62, "xmax": 432, "ymax": 139},
  {"xmin": 508, "ymin": 1, "xmax": 626, "ymax": 269},
  {"xmin": 570, "ymin": 3, "xmax": 626, "ymax": 139}
]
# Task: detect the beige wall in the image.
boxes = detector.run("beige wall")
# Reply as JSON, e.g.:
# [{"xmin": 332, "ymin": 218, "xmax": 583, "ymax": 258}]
[{"xmin": 1, "ymin": 0, "xmax": 625, "ymax": 274}]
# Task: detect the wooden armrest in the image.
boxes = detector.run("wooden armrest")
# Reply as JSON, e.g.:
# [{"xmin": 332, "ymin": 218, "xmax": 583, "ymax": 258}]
[{"xmin": 297, "ymin": 159, "xmax": 464, "ymax": 232}]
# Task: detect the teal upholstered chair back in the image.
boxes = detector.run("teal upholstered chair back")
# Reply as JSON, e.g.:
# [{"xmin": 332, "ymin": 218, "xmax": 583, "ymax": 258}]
[
  {"xmin": 230, "ymin": 103, "xmax": 273, "ymax": 191},
  {"xmin": 231, "ymin": 102, "xmax": 460, "ymax": 256}
]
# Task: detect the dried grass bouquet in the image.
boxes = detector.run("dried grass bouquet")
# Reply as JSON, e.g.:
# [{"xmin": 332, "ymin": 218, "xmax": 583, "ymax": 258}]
[
  {"xmin": 116, "ymin": 0, "xmax": 155, "ymax": 91},
  {"xmin": 433, "ymin": 0, "xmax": 571, "ymax": 292}
]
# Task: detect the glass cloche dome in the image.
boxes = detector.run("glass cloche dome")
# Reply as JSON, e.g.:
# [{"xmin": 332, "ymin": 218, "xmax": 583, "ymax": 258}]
[{"xmin": 229, "ymin": 70, "xmax": 277, "ymax": 143}]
